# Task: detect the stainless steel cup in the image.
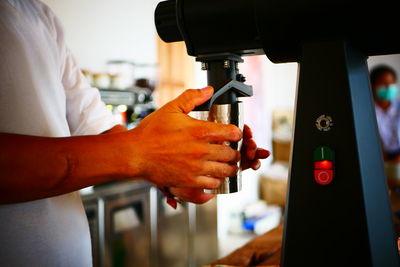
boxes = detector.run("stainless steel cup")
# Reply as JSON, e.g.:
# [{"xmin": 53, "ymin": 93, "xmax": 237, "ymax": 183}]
[{"xmin": 192, "ymin": 102, "xmax": 243, "ymax": 194}]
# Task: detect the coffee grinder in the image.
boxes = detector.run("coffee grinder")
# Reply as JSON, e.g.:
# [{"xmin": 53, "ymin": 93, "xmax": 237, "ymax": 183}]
[{"xmin": 155, "ymin": 0, "xmax": 400, "ymax": 266}]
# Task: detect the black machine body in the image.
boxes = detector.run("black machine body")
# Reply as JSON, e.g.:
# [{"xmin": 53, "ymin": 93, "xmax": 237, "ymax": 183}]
[
  {"xmin": 155, "ymin": 0, "xmax": 400, "ymax": 62},
  {"xmin": 155, "ymin": 0, "xmax": 400, "ymax": 266}
]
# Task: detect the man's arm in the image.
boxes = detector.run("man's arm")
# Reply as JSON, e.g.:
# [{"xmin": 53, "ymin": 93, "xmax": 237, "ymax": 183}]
[
  {"xmin": 0, "ymin": 130, "xmax": 140, "ymax": 204},
  {"xmin": 0, "ymin": 87, "xmax": 242, "ymax": 204}
]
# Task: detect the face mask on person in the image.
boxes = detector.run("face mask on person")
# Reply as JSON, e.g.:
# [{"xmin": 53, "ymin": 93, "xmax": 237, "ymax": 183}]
[{"xmin": 376, "ymin": 84, "xmax": 399, "ymax": 101}]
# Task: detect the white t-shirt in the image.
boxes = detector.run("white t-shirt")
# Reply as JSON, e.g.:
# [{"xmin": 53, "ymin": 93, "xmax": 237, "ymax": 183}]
[{"xmin": 0, "ymin": 1, "xmax": 117, "ymax": 266}]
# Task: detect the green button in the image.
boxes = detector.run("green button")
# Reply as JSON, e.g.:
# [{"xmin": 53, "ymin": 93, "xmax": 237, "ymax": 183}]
[{"xmin": 314, "ymin": 146, "xmax": 333, "ymax": 161}]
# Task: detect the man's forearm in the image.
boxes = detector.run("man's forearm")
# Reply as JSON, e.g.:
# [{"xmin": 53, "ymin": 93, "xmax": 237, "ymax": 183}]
[{"xmin": 0, "ymin": 129, "xmax": 140, "ymax": 204}]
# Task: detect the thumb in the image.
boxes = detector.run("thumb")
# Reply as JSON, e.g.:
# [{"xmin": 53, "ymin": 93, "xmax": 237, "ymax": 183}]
[{"xmin": 166, "ymin": 86, "xmax": 214, "ymax": 114}]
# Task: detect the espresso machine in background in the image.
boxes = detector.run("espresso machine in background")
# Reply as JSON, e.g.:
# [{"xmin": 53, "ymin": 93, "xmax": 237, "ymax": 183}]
[
  {"xmin": 85, "ymin": 60, "xmax": 156, "ymax": 129},
  {"xmin": 155, "ymin": 0, "xmax": 400, "ymax": 266},
  {"xmin": 99, "ymin": 82, "xmax": 155, "ymax": 129}
]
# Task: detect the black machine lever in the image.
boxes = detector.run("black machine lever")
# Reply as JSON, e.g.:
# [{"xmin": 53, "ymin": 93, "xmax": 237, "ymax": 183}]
[
  {"xmin": 194, "ymin": 79, "xmax": 252, "ymax": 111},
  {"xmin": 194, "ymin": 53, "xmax": 253, "ymax": 111}
]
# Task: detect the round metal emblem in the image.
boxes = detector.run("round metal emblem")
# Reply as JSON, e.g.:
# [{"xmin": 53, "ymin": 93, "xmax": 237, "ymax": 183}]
[{"xmin": 316, "ymin": 115, "xmax": 333, "ymax": 132}]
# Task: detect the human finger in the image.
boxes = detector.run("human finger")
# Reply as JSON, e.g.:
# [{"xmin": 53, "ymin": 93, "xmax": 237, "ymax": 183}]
[
  {"xmin": 243, "ymin": 124, "xmax": 253, "ymax": 139},
  {"xmin": 255, "ymin": 148, "xmax": 271, "ymax": 159},
  {"xmin": 165, "ymin": 87, "xmax": 214, "ymax": 114},
  {"xmin": 241, "ymin": 149, "xmax": 270, "ymax": 170},
  {"xmin": 187, "ymin": 176, "xmax": 222, "ymax": 189},
  {"xmin": 194, "ymin": 121, "xmax": 242, "ymax": 143},
  {"xmin": 244, "ymin": 138, "xmax": 257, "ymax": 160},
  {"xmin": 202, "ymin": 161, "xmax": 239, "ymax": 178},
  {"xmin": 169, "ymin": 187, "xmax": 215, "ymax": 204},
  {"xmin": 251, "ymin": 159, "xmax": 261, "ymax": 170},
  {"xmin": 205, "ymin": 144, "xmax": 241, "ymax": 163}
]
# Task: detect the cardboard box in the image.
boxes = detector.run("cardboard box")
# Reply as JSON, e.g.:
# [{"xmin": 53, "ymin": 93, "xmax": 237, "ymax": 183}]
[
  {"xmin": 272, "ymin": 140, "xmax": 291, "ymax": 163},
  {"xmin": 259, "ymin": 174, "xmax": 288, "ymax": 208}
]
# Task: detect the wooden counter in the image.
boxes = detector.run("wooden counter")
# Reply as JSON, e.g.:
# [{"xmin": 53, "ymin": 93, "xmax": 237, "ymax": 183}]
[
  {"xmin": 207, "ymin": 221, "xmax": 400, "ymax": 267},
  {"xmin": 209, "ymin": 224, "xmax": 283, "ymax": 267}
]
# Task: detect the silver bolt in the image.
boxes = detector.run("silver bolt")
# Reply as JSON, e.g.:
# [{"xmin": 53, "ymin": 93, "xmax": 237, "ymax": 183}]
[
  {"xmin": 223, "ymin": 60, "xmax": 230, "ymax": 69},
  {"xmin": 201, "ymin": 62, "xmax": 208, "ymax": 70}
]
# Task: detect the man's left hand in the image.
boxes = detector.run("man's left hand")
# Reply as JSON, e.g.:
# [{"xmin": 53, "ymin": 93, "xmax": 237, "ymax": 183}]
[{"xmin": 169, "ymin": 124, "xmax": 270, "ymax": 204}]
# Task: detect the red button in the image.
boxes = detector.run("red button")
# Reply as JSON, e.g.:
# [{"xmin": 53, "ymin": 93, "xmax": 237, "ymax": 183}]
[
  {"xmin": 314, "ymin": 170, "xmax": 333, "ymax": 185},
  {"xmin": 314, "ymin": 160, "xmax": 333, "ymax": 170}
]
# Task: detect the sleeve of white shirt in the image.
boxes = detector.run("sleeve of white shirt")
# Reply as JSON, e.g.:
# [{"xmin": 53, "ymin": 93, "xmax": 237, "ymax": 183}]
[
  {"xmin": 61, "ymin": 49, "xmax": 118, "ymax": 136},
  {"xmin": 44, "ymin": 4, "xmax": 118, "ymax": 136}
]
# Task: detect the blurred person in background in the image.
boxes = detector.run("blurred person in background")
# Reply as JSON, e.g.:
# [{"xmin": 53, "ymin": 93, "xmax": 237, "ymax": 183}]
[
  {"xmin": 371, "ymin": 65, "xmax": 400, "ymax": 162},
  {"xmin": 0, "ymin": 1, "xmax": 269, "ymax": 266},
  {"xmin": 371, "ymin": 64, "xmax": 400, "ymax": 236}
]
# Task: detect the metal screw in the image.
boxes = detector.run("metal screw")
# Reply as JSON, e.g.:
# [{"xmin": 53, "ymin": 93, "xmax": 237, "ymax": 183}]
[
  {"xmin": 223, "ymin": 60, "xmax": 230, "ymax": 69},
  {"xmin": 236, "ymin": 74, "xmax": 246, "ymax": 82},
  {"xmin": 201, "ymin": 62, "xmax": 208, "ymax": 70}
]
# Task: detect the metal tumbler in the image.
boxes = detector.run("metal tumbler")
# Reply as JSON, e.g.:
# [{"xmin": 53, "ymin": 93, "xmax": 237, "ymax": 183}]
[{"xmin": 192, "ymin": 102, "xmax": 243, "ymax": 194}]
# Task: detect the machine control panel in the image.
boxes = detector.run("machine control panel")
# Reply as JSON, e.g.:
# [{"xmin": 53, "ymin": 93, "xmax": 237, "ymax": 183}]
[{"xmin": 313, "ymin": 146, "xmax": 334, "ymax": 185}]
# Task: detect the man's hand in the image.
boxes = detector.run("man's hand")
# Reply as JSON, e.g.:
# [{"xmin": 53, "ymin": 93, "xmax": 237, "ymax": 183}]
[
  {"xmin": 129, "ymin": 86, "xmax": 242, "ymax": 190},
  {"xmin": 241, "ymin": 124, "xmax": 270, "ymax": 171},
  {"xmin": 168, "ymin": 125, "xmax": 270, "ymax": 205}
]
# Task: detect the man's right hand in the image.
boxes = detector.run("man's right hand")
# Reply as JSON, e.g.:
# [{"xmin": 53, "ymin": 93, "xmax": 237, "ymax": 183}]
[{"xmin": 127, "ymin": 86, "xmax": 242, "ymax": 191}]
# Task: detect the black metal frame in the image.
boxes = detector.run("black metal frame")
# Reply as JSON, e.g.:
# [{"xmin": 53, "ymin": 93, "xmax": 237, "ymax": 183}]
[{"xmin": 281, "ymin": 41, "xmax": 399, "ymax": 267}]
